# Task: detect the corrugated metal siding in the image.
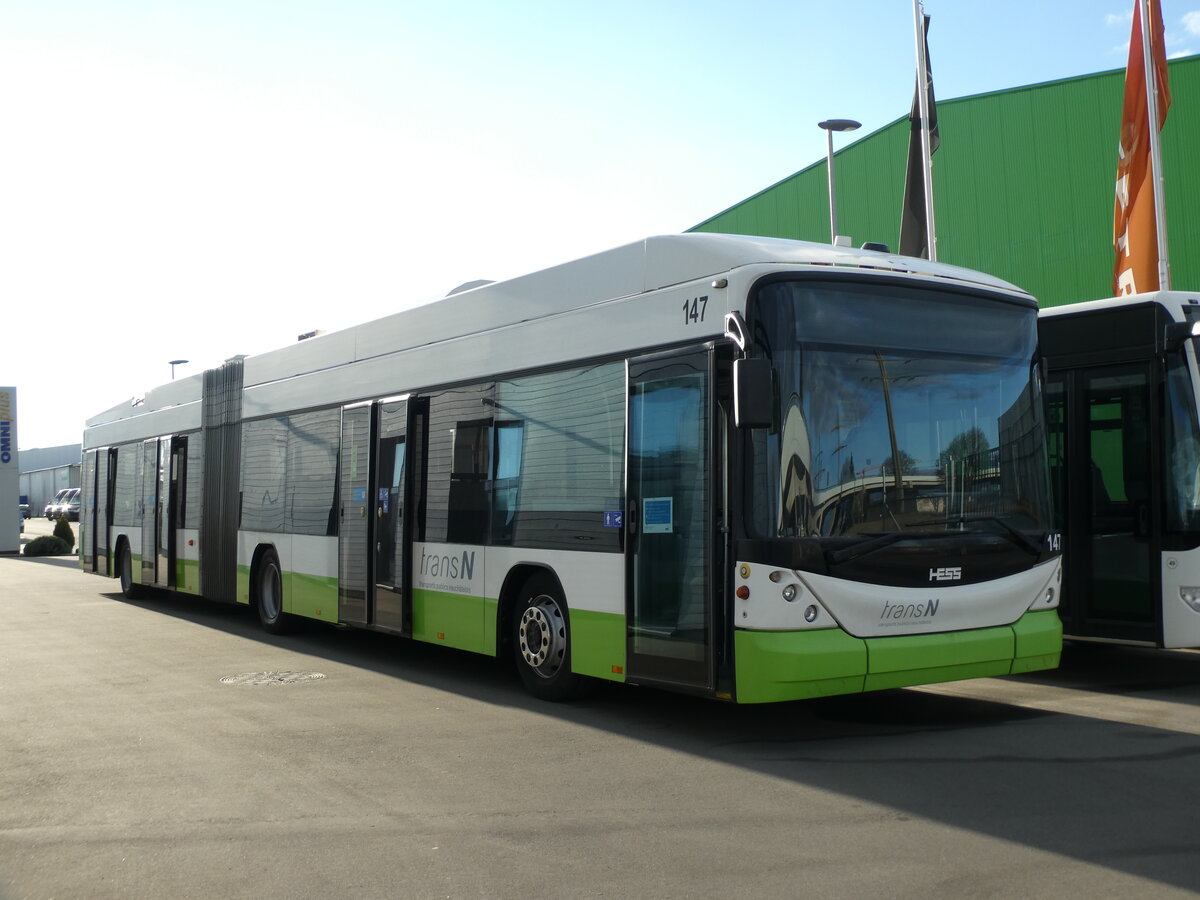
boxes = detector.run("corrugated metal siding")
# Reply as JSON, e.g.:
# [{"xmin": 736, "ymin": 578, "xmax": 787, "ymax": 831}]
[{"xmin": 691, "ymin": 55, "xmax": 1200, "ymax": 308}]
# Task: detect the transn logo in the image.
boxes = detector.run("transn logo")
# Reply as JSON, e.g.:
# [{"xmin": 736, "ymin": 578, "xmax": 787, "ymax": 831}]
[{"xmin": 929, "ymin": 567, "xmax": 962, "ymax": 583}]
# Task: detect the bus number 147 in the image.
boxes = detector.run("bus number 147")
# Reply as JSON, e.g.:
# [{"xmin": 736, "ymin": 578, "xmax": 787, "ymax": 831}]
[{"xmin": 683, "ymin": 295, "xmax": 708, "ymax": 324}]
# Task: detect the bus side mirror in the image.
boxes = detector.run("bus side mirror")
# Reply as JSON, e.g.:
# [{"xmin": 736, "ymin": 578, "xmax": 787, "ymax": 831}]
[
  {"xmin": 734, "ymin": 358, "xmax": 774, "ymax": 429},
  {"xmin": 1164, "ymin": 321, "xmax": 1200, "ymax": 352}
]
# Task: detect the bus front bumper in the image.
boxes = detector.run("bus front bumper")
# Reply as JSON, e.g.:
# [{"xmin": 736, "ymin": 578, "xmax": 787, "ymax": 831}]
[{"xmin": 732, "ymin": 609, "xmax": 1062, "ymax": 704}]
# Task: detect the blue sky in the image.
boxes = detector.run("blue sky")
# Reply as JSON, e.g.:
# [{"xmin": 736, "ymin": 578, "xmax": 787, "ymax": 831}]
[{"xmin": 3, "ymin": 0, "xmax": 1198, "ymax": 448}]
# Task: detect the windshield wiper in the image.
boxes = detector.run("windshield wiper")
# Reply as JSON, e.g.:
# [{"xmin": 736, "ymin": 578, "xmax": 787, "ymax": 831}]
[
  {"xmin": 826, "ymin": 530, "xmax": 936, "ymax": 566},
  {"xmin": 827, "ymin": 516, "xmax": 1044, "ymax": 568},
  {"xmin": 939, "ymin": 514, "xmax": 1044, "ymax": 556}
]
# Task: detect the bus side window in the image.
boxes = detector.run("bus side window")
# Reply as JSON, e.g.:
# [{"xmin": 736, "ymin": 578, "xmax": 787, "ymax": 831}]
[
  {"xmin": 447, "ymin": 418, "xmax": 491, "ymax": 545},
  {"xmin": 421, "ymin": 387, "xmax": 484, "ymax": 543},
  {"xmin": 491, "ymin": 421, "xmax": 524, "ymax": 544}
]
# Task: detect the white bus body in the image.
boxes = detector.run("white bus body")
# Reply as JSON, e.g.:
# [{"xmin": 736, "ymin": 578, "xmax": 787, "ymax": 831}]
[
  {"xmin": 80, "ymin": 234, "xmax": 1062, "ymax": 701},
  {"xmin": 1041, "ymin": 290, "xmax": 1200, "ymax": 648}
]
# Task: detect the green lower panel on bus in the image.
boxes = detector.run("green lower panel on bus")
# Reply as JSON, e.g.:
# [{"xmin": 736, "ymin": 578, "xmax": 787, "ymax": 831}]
[
  {"xmin": 734, "ymin": 610, "xmax": 1063, "ymax": 703},
  {"xmin": 175, "ymin": 558, "xmax": 200, "ymax": 596},
  {"xmin": 1009, "ymin": 609, "xmax": 1063, "ymax": 674},
  {"xmin": 862, "ymin": 627, "xmax": 1014, "ymax": 692},
  {"xmin": 734, "ymin": 629, "xmax": 868, "ymax": 703},
  {"xmin": 412, "ymin": 588, "xmax": 497, "ymax": 655},
  {"xmin": 568, "ymin": 608, "xmax": 626, "ymax": 682},
  {"xmin": 285, "ymin": 572, "xmax": 339, "ymax": 622},
  {"xmin": 233, "ymin": 566, "xmax": 338, "ymax": 622}
]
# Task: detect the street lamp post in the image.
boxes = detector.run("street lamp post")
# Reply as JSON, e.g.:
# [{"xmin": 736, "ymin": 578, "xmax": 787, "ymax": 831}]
[
  {"xmin": 169, "ymin": 359, "xmax": 188, "ymax": 380},
  {"xmin": 817, "ymin": 119, "xmax": 861, "ymax": 244}
]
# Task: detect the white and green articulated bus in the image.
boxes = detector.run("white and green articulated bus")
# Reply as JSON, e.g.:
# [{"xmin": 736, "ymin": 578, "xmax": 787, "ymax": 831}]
[
  {"xmin": 1040, "ymin": 291, "xmax": 1200, "ymax": 649},
  {"xmin": 79, "ymin": 233, "xmax": 1062, "ymax": 702}
]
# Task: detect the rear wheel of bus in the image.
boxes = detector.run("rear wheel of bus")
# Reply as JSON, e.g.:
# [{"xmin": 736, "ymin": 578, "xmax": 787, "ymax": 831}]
[
  {"xmin": 256, "ymin": 549, "xmax": 290, "ymax": 634},
  {"xmin": 118, "ymin": 541, "xmax": 139, "ymax": 599}
]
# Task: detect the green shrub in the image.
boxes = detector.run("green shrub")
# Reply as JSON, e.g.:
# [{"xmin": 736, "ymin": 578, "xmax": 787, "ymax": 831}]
[
  {"xmin": 24, "ymin": 536, "xmax": 71, "ymax": 556},
  {"xmin": 53, "ymin": 515, "xmax": 74, "ymax": 550}
]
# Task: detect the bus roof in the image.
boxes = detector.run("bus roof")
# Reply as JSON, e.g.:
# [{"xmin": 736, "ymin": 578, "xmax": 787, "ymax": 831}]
[
  {"xmin": 1040, "ymin": 289, "xmax": 1200, "ymax": 319},
  {"xmin": 86, "ymin": 233, "xmax": 1030, "ymax": 432}
]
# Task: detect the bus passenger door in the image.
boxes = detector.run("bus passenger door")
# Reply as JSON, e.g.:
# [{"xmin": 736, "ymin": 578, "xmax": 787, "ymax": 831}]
[
  {"xmin": 167, "ymin": 436, "xmax": 187, "ymax": 588},
  {"xmin": 154, "ymin": 436, "xmax": 174, "ymax": 587},
  {"xmin": 102, "ymin": 448, "xmax": 117, "ymax": 576},
  {"xmin": 373, "ymin": 397, "xmax": 408, "ymax": 633},
  {"xmin": 1084, "ymin": 365, "xmax": 1160, "ymax": 642},
  {"xmin": 1053, "ymin": 365, "xmax": 1160, "ymax": 643},
  {"xmin": 81, "ymin": 450, "xmax": 97, "ymax": 572},
  {"xmin": 92, "ymin": 448, "xmax": 114, "ymax": 576},
  {"xmin": 338, "ymin": 402, "xmax": 373, "ymax": 626},
  {"xmin": 626, "ymin": 348, "xmax": 714, "ymax": 691},
  {"xmin": 140, "ymin": 439, "xmax": 160, "ymax": 586},
  {"xmin": 83, "ymin": 448, "xmax": 114, "ymax": 577}
]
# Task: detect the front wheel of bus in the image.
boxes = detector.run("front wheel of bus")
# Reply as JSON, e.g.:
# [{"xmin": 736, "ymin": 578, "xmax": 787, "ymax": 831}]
[
  {"xmin": 512, "ymin": 574, "xmax": 581, "ymax": 701},
  {"xmin": 256, "ymin": 550, "xmax": 290, "ymax": 634}
]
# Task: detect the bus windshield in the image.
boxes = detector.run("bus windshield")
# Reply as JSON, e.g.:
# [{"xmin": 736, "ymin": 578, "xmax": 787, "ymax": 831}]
[
  {"xmin": 746, "ymin": 278, "xmax": 1053, "ymax": 563},
  {"xmin": 1166, "ymin": 311, "xmax": 1200, "ymax": 535}
]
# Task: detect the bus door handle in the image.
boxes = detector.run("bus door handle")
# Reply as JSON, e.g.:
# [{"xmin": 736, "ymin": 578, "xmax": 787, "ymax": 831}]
[{"xmin": 628, "ymin": 500, "xmax": 638, "ymax": 535}]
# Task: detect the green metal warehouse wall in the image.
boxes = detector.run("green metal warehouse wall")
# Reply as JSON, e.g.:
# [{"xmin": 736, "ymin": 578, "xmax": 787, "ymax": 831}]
[{"xmin": 690, "ymin": 56, "xmax": 1200, "ymax": 308}]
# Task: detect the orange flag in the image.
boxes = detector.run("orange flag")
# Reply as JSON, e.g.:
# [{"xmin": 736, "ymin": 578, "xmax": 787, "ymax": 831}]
[{"xmin": 1113, "ymin": 0, "xmax": 1171, "ymax": 295}]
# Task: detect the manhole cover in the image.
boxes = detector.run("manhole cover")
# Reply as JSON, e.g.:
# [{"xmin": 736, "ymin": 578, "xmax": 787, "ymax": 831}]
[{"xmin": 220, "ymin": 671, "xmax": 326, "ymax": 686}]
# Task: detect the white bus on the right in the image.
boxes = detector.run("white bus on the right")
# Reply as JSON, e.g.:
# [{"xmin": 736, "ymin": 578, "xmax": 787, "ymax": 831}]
[{"xmin": 1040, "ymin": 290, "xmax": 1200, "ymax": 648}]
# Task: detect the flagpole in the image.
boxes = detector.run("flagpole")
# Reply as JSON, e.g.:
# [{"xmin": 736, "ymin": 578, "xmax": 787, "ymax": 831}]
[
  {"xmin": 912, "ymin": 0, "xmax": 937, "ymax": 261},
  {"xmin": 1140, "ymin": 0, "xmax": 1170, "ymax": 289}
]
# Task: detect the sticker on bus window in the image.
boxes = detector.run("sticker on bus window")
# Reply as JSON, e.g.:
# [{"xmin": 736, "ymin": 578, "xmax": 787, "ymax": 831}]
[
  {"xmin": 603, "ymin": 511, "xmax": 623, "ymax": 528},
  {"xmin": 643, "ymin": 497, "xmax": 673, "ymax": 534},
  {"xmin": 352, "ymin": 488, "xmax": 368, "ymax": 503}
]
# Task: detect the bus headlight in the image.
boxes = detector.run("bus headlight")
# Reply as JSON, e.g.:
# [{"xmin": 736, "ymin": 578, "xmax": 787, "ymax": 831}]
[
  {"xmin": 782, "ymin": 584, "xmax": 798, "ymax": 602},
  {"xmin": 804, "ymin": 605, "xmax": 819, "ymax": 623},
  {"xmin": 1180, "ymin": 587, "xmax": 1200, "ymax": 612}
]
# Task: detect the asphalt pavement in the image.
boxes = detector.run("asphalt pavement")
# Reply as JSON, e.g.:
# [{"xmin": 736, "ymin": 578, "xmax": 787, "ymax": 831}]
[{"xmin": 3, "ymin": 519, "xmax": 1200, "ymax": 899}]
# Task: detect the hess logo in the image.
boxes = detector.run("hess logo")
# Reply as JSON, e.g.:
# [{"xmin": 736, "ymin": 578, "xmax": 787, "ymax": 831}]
[{"xmin": 929, "ymin": 567, "xmax": 963, "ymax": 583}]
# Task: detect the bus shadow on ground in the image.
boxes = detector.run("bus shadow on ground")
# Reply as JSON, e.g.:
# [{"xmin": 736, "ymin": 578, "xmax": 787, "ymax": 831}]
[
  {"xmin": 1012, "ymin": 641, "xmax": 1200, "ymax": 700},
  {"xmin": 106, "ymin": 588, "xmax": 1200, "ymax": 894}
]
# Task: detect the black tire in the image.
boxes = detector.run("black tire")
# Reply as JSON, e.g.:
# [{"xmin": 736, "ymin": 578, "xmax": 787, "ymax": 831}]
[
  {"xmin": 512, "ymin": 573, "xmax": 582, "ymax": 701},
  {"xmin": 118, "ymin": 541, "xmax": 140, "ymax": 599},
  {"xmin": 256, "ymin": 550, "xmax": 290, "ymax": 634}
]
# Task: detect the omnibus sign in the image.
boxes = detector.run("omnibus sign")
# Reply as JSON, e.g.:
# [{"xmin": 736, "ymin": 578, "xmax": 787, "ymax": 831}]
[{"xmin": 0, "ymin": 387, "xmax": 16, "ymax": 554}]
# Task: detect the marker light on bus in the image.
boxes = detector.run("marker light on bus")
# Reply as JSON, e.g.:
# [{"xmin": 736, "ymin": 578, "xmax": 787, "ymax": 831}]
[{"xmin": 1179, "ymin": 587, "xmax": 1200, "ymax": 612}]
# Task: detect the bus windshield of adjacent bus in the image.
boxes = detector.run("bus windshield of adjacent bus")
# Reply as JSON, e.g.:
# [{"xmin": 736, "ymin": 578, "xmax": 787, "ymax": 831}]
[
  {"xmin": 1167, "ymin": 306, "xmax": 1200, "ymax": 535},
  {"xmin": 746, "ymin": 278, "xmax": 1055, "ymax": 584}
]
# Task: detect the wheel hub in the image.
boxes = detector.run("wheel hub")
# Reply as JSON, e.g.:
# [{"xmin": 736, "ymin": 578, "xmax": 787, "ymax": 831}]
[{"xmin": 518, "ymin": 597, "xmax": 565, "ymax": 678}]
